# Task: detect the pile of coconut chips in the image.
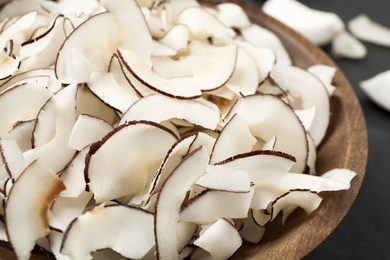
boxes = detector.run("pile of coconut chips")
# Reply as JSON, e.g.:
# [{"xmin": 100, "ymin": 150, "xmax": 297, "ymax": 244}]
[{"xmin": 0, "ymin": 0, "xmax": 357, "ymax": 259}]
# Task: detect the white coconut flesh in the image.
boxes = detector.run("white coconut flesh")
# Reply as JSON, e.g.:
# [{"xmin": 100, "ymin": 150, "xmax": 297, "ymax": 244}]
[
  {"xmin": 0, "ymin": 0, "xmax": 358, "ymax": 259},
  {"xmin": 348, "ymin": 14, "xmax": 390, "ymax": 47},
  {"xmin": 360, "ymin": 70, "xmax": 390, "ymax": 112},
  {"xmin": 262, "ymin": 0, "xmax": 345, "ymax": 46}
]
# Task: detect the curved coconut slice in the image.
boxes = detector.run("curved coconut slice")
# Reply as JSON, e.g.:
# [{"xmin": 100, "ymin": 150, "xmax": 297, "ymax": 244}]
[
  {"xmin": 60, "ymin": 205, "xmax": 155, "ymax": 260},
  {"xmin": 240, "ymin": 27, "xmax": 290, "ymax": 90},
  {"xmin": 278, "ymin": 169, "xmax": 356, "ymax": 193},
  {"xmin": 162, "ymin": 0, "xmax": 201, "ymax": 25},
  {"xmin": 215, "ymin": 150, "xmax": 295, "ymax": 186},
  {"xmin": 85, "ymin": 121, "xmax": 177, "ymax": 203},
  {"xmin": 183, "ymin": 41, "xmax": 238, "ymax": 92},
  {"xmin": 87, "ymin": 71, "xmax": 139, "ymax": 114},
  {"xmin": 137, "ymin": 131, "xmax": 214, "ymax": 207},
  {"xmin": 286, "ymin": 66, "xmax": 330, "ymax": 146},
  {"xmin": 0, "ymin": 11, "xmax": 37, "ymax": 50},
  {"xmin": 251, "ymin": 185, "xmax": 282, "ymax": 211},
  {"xmin": 115, "ymin": 50, "xmax": 156, "ymax": 97},
  {"xmin": 76, "ymin": 83, "xmax": 120, "ymax": 126},
  {"xmin": 331, "ymin": 30, "xmax": 367, "ymax": 60},
  {"xmin": 59, "ymin": 147, "xmax": 90, "ymax": 198},
  {"xmin": 177, "ymin": 221, "xmax": 198, "ymax": 252},
  {"xmin": 56, "ymin": 0, "xmax": 152, "ymax": 83},
  {"xmin": 308, "ymin": 64, "xmax": 337, "ymax": 96},
  {"xmin": 225, "ymin": 94, "xmax": 307, "ymax": 172},
  {"xmin": 119, "ymin": 94, "xmax": 220, "ymax": 130},
  {"xmin": 101, "ymin": 0, "xmax": 152, "ymax": 55},
  {"xmin": 0, "ymin": 50, "xmax": 21, "ymax": 81},
  {"xmin": 360, "ymin": 69, "xmax": 390, "ymax": 111},
  {"xmin": 235, "ymin": 40, "xmax": 276, "ymax": 85},
  {"xmin": 68, "ymin": 114, "xmax": 114, "ymax": 151},
  {"xmin": 194, "ymin": 218, "xmax": 242, "ymax": 260},
  {"xmin": 159, "ymin": 24, "xmax": 190, "ymax": 54},
  {"xmin": 143, "ymin": 3, "xmax": 168, "ymax": 39},
  {"xmin": 0, "ymin": 82, "xmax": 53, "ymax": 139},
  {"xmin": 19, "ymin": 15, "xmax": 70, "ymax": 71},
  {"xmin": 180, "ymin": 185, "xmax": 254, "ymax": 223},
  {"xmin": 23, "ymin": 84, "xmax": 77, "ymax": 173},
  {"xmin": 8, "ymin": 120, "xmax": 35, "ymax": 153},
  {"xmin": 196, "ymin": 164, "xmax": 251, "ymax": 193},
  {"xmin": 103, "ymin": 0, "xmax": 152, "ymax": 57},
  {"xmin": 253, "ymin": 189, "xmax": 323, "ymax": 227},
  {"xmin": 178, "ymin": 6, "xmax": 236, "ymax": 44},
  {"xmin": 263, "ymin": 0, "xmax": 344, "ymax": 45},
  {"xmin": 240, "ymin": 24, "xmax": 291, "ymax": 67},
  {"xmin": 48, "ymin": 229, "xmax": 71, "ymax": 260},
  {"xmin": 0, "ymin": 68, "xmax": 59, "ymax": 94},
  {"xmin": 155, "ymin": 146, "xmax": 209, "ymax": 260},
  {"xmin": 188, "ymin": 132, "xmax": 216, "ymax": 155},
  {"xmin": 321, "ymin": 168, "xmax": 357, "ymax": 184},
  {"xmin": 32, "ymin": 96, "xmax": 57, "ymax": 148},
  {"xmin": 5, "ymin": 159, "xmax": 65, "ymax": 260},
  {"xmin": 216, "ymin": 3, "xmax": 251, "ymax": 29},
  {"xmin": 108, "ymin": 53, "xmax": 141, "ymax": 97},
  {"xmin": 251, "ymin": 168, "xmax": 355, "ymax": 214},
  {"xmin": 225, "ymin": 47, "xmax": 259, "ymax": 96},
  {"xmin": 50, "ymin": 190, "xmax": 93, "ymax": 231},
  {"xmin": 130, "ymin": 132, "xmax": 197, "ymax": 206},
  {"xmin": 117, "ymin": 45, "xmax": 237, "ymax": 99},
  {"xmin": 210, "ymin": 113, "xmax": 256, "ymax": 164},
  {"xmin": 0, "ymin": 139, "xmax": 25, "ymax": 180},
  {"xmin": 1, "ymin": 75, "xmax": 50, "ymax": 96},
  {"xmin": 59, "ymin": 47, "xmax": 99, "ymax": 84},
  {"xmin": 348, "ymin": 14, "xmax": 390, "ymax": 47}
]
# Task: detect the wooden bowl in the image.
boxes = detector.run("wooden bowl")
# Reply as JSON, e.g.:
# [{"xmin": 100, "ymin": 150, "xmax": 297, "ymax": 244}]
[{"xmin": 0, "ymin": 0, "xmax": 367, "ymax": 259}]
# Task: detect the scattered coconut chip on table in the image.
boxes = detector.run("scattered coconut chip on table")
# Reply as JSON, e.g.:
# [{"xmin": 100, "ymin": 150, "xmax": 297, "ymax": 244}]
[
  {"xmin": 360, "ymin": 69, "xmax": 390, "ymax": 112},
  {"xmin": 348, "ymin": 14, "xmax": 390, "ymax": 47},
  {"xmin": 331, "ymin": 30, "xmax": 367, "ymax": 59},
  {"xmin": 262, "ymin": 0, "xmax": 344, "ymax": 45}
]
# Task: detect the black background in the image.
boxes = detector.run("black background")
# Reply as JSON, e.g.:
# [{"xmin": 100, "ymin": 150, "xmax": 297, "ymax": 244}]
[{"xmin": 245, "ymin": 0, "xmax": 390, "ymax": 259}]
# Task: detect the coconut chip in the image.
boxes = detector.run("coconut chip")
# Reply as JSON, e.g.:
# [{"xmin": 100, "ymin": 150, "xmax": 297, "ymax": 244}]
[{"xmin": 348, "ymin": 14, "xmax": 390, "ymax": 47}]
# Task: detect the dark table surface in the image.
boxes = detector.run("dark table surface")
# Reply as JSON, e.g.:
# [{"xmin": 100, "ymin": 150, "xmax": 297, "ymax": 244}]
[{"xmin": 246, "ymin": 0, "xmax": 389, "ymax": 259}]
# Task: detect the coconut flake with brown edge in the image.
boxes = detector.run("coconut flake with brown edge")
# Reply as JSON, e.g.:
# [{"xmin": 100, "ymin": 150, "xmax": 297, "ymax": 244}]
[
  {"xmin": 85, "ymin": 120, "xmax": 177, "ymax": 203},
  {"xmin": 4, "ymin": 159, "xmax": 65, "ymax": 260},
  {"xmin": 60, "ymin": 205, "xmax": 154, "ymax": 260},
  {"xmin": 154, "ymin": 146, "xmax": 209, "ymax": 260}
]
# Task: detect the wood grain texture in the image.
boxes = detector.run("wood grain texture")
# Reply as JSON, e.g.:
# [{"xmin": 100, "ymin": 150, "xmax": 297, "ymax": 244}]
[{"xmin": 0, "ymin": 1, "xmax": 367, "ymax": 259}]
